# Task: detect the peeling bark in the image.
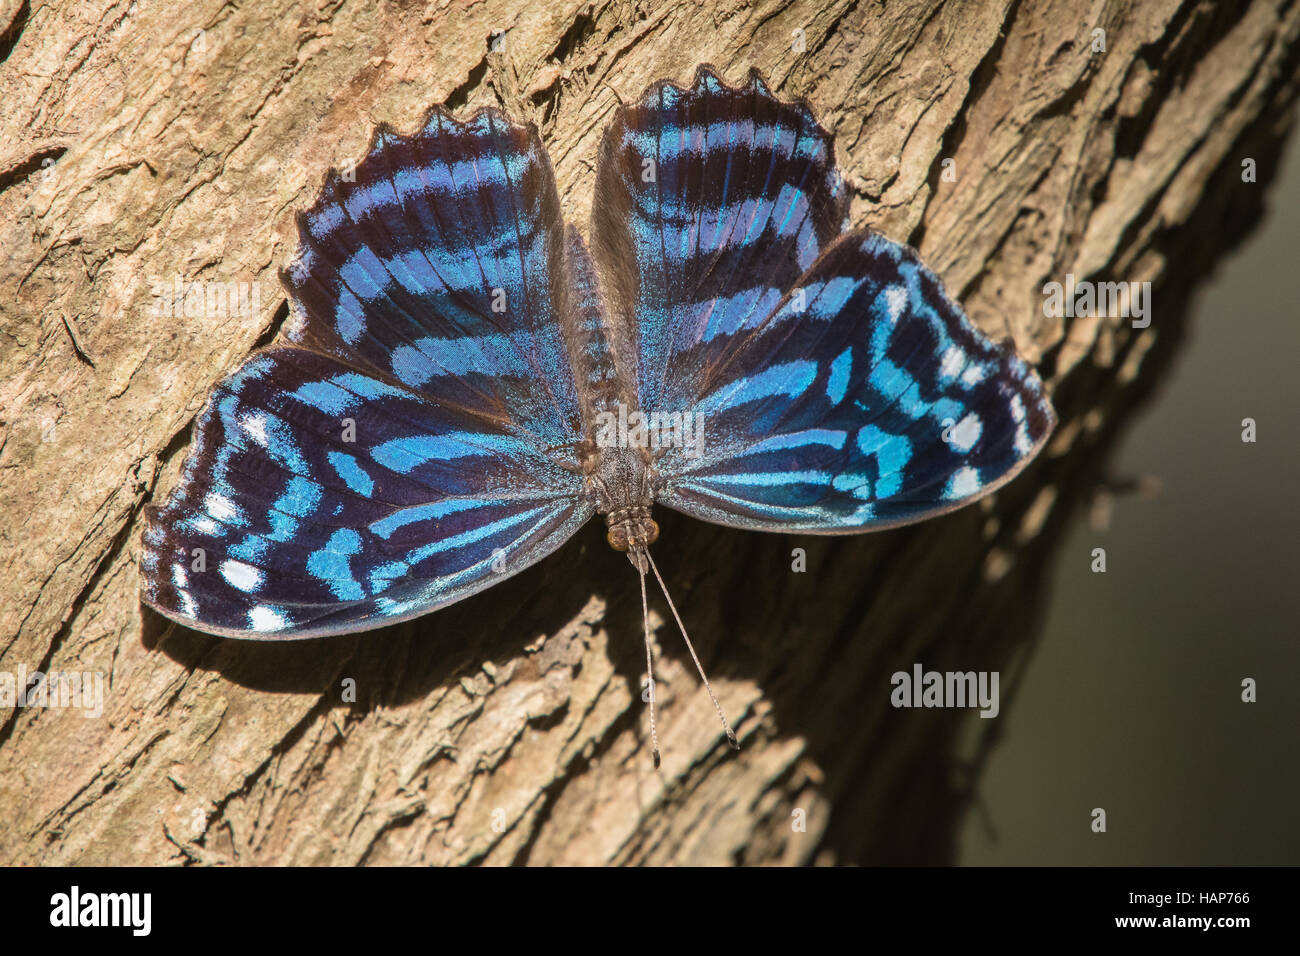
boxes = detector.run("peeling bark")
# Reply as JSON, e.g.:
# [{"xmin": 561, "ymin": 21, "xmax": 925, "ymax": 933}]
[{"xmin": 1, "ymin": 0, "xmax": 1297, "ymax": 865}]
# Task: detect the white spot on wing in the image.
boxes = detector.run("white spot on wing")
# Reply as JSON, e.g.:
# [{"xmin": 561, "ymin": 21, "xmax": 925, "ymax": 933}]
[
  {"xmin": 190, "ymin": 516, "xmax": 221, "ymax": 536},
  {"xmin": 940, "ymin": 346, "xmax": 965, "ymax": 380},
  {"xmin": 945, "ymin": 466, "xmax": 980, "ymax": 500},
  {"xmin": 220, "ymin": 559, "xmax": 263, "ymax": 593},
  {"xmin": 243, "ymin": 411, "xmax": 269, "ymax": 446},
  {"xmin": 205, "ymin": 493, "xmax": 243, "ymax": 524},
  {"xmin": 249, "ymin": 605, "xmax": 288, "ymax": 631},
  {"xmin": 884, "ymin": 285, "xmax": 907, "ymax": 322},
  {"xmin": 948, "ymin": 413, "xmax": 983, "ymax": 452},
  {"xmin": 1010, "ymin": 393, "xmax": 1033, "ymax": 453}
]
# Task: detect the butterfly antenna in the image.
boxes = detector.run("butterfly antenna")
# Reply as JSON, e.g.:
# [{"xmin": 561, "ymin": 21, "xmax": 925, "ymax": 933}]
[
  {"xmin": 643, "ymin": 548, "xmax": 741, "ymax": 753},
  {"xmin": 636, "ymin": 551, "xmax": 662, "ymax": 769}
]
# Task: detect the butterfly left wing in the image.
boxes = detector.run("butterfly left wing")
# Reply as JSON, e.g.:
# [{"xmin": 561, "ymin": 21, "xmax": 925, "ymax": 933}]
[
  {"xmin": 651, "ymin": 231, "xmax": 1055, "ymax": 532},
  {"xmin": 142, "ymin": 106, "xmax": 595, "ymax": 638},
  {"xmin": 142, "ymin": 347, "xmax": 592, "ymax": 638}
]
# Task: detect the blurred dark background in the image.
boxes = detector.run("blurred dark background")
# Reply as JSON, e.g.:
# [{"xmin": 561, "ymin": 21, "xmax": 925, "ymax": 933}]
[{"xmin": 962, "ymin": 138, "xmax": 1300, "ymax": 865}]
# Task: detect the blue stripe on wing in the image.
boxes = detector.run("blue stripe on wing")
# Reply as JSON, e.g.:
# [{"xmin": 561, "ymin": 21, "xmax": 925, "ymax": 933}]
[
  {"xmin": 653, "ymin": 230, "xmax": 1056, "ymax": 532},
  {"xmin": 141, "ymin": 348, "xmax": 592, "ymax": 638}
]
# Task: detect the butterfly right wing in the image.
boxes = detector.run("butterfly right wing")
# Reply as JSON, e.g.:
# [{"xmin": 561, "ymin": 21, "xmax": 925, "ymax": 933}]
[
  {"xmin": 588, "ymin": 66, "xmax": 1053, "ymax": 534},
  {"xmin": 589, "ymin": 65, "xmax": 849, "ymax": 416},
  {"xmin": 142, "ymin": 107, "xmax": 594, "ymax": 638}
]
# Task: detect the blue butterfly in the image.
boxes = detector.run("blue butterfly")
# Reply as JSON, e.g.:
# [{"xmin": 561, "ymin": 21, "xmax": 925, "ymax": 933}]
[{"xmin": 141, "ymin": 66, "xmax": 1054, "ymax": 761}]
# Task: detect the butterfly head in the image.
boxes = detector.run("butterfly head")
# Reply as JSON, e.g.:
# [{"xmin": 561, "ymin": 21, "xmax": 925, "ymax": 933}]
[
  {"xmin": 605, "ymin": 506, "xmax": 659, "ymax": 565},
  {"xmin": 586, "ymin": 442, "xmax": 660, "ymax": 563}
]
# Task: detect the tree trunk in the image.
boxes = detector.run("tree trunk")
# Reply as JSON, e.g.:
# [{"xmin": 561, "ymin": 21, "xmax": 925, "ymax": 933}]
[{"xmin": 1, "ymin": 0, "xmax": 1296, "ymax": 865}]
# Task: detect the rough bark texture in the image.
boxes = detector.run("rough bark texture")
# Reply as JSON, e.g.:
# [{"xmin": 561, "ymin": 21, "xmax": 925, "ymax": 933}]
[{"xmin": 1, "ymin": 0, "xmax": 1296, "ymax": 865}]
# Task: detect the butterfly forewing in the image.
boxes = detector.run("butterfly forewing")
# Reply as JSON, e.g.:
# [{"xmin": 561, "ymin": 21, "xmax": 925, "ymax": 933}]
[
  {"xmin": 283, "ymin": 109, "xmax": 581, "ymax": 447},
  {"xmin": 142, "ymin": 110, "xmax": 593, "ymax": 638},
  {"xmin": 591, "ymin": 67, "xmax": 849, "ymax": 415}
]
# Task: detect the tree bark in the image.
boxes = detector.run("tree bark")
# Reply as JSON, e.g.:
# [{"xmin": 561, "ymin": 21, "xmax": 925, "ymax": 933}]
[{"xmin": 1, "ymin": 0, "xmax": 1296, "ymax": 865}]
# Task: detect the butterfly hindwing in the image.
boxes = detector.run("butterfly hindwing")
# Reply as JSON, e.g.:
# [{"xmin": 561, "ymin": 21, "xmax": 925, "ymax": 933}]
[
  {"xmin": 143, "ymin": 109, "xmax": 593, "ymax": 638},
  {"xmin": 652, "ymin": 230, "xmax": 1055, "ymax": 531},
  {"xmin": 142, "ymin": 347, "xmax": 592, "ymax": 637}
]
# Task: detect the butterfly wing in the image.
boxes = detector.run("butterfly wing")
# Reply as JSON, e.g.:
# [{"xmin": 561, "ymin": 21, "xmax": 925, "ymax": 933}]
[
  {"xmin": 656, "ymin": 232, "xmax": 1053, "ymax": 531},
  {"xmin": 142, "ymin": 109, "xmax": 592, "ymax": 638},
  {"xmin": 591, "ymin": 65, "xmax": 849, "ymax": 416},
  {"xmin": 590, "ymin": 67, "xmax": 1054, "ymax": 533},
  {"xmin": 284, "ymin": 108, "xmax": 581, "ymax": 446}
]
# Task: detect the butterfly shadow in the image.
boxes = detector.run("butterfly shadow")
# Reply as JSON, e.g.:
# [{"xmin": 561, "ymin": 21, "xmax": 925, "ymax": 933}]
[
  {"xmin": 140, "ymin": 453, "xmax": 1069, "ymax": 864},
  {"xmin": 140, "ymin": 518, "xmax": 657, "ymax": 719}
]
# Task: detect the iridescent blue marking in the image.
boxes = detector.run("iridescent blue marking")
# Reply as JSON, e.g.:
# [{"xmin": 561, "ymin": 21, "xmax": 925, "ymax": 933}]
[
  {"xmin": 826, "ymin": 348, "xmax": 852, "ymax": 404},
  {"xmin": 370, "ymin": 432, "xmax": 526, "ymax": 473},
  {"xmin": 369, "ymin": 498, "xmax": 491, "ymax": 539},
  {"xmin": 328, "ymin": 451, "xmax": 374, "ymax": 496},
  {"xmin": 404, "ymin": 505, "xmax": 552, "ymax": 565},
  {"xmin": 306, "ymin": 528, "xmax": 365, "ymax": 600},
  {"xmin": 739, "ymin": 429, "xmax": 847, "ymax": 456},
  {"xmin": 698, "ymin": 360, "xmax": 818, "ymax": 413}
]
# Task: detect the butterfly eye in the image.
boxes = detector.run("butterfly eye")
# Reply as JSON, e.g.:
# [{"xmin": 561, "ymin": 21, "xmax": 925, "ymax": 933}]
[
  {"xmin": 606, "ymin": 527, "xmax": 630, "ymax": 551},
  {"xmin": 644, "ymin": 519, "xmax": 660, "ymax": 545}
]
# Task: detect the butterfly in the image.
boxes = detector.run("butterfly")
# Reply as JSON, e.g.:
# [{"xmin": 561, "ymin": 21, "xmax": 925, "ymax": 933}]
[{"xmin": 141, "ymin": 65, "xmax": 1055, "ymax": 763}]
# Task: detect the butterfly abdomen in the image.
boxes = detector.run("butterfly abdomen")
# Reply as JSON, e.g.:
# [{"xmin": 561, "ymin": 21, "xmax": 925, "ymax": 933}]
[
  {"xmin": 555, "ymin": 226, "xmax": 660, "ymax": 553},
  {"xmin": 559, "ymin": 225, "xmax": 637, "ymax": 430}
]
